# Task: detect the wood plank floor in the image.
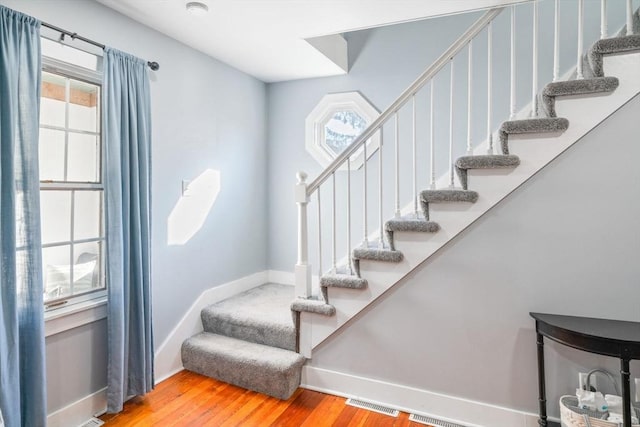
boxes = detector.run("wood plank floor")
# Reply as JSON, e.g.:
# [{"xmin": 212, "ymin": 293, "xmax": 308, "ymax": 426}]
[{"xmin": 100, "ymin": 370, "xmax": 432, "ymax": 426}]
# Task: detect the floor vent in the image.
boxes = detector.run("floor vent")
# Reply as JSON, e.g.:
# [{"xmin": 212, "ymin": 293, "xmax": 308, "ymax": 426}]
[
  {"xmin": 345, "ymin": 398, "xmax": 399, "ymax": 417},
  {"xmin": 78, "ymin": 418, "xmax": 104, "ymax": 427},
  {"xmin": 409, "ymin": 413, "xmax": 467, "ymax": 427}
]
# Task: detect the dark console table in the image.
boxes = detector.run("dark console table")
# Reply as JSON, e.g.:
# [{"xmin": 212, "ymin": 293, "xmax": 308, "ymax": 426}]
[{"xmin": 530, "ymin": 313, "xmax": 640, "ymax": 427}]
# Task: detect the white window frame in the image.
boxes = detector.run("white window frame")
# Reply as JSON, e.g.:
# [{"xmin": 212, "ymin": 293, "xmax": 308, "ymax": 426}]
[
  {"xmin": 40, "ymin": 54, "xmax": 107, "ymax": 314},
  {"xmin": 305, "ymin": 91, "xmax": 380, "ymax": 170}
]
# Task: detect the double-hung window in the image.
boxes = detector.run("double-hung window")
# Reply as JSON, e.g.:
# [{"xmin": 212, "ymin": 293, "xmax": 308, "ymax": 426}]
[{"xmin": 39, "ymin": 38, "xmax": 106, "ymax": 309}]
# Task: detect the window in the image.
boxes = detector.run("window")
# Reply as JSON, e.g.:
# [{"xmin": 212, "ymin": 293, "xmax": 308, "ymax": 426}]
[
  {"xmin": 39, "ymin": 38, "xmax": 105, "ymax": 309},
  {"xmin": 305, "ymin": 91, "xmax": 380, "ymax": 170}
]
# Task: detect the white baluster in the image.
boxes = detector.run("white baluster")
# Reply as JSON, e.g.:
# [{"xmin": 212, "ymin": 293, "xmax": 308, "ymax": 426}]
[
  {"xmin": 532, "ymin": 0, "xmax": 539, "ymax": 117},
  {"xmin": 554, "ymin": 0, "xmax": 560, "ymax": 82},
  {"xmin": 331, "ymin": 172, "xmax": 337, "ymax": 273},
  {"xmin": 347, "ymin": 157, "xmax": 352, "ymax": 274},
  {"xmin": 487, "ymin": 22, "xmax": 494, "ymax": 154},
  {"xmin": 295, "ymin": 171, "xmax": 311, "ymax": 298},
  {"xmin": 627, "ymin": 0, "xmax": 633, "ymax": 36},
  {"xmin": 449, "ymin": 59, "xmax": 455, "ymax": 188},
  {"xmin": 467, "ymin": 40, "xmax": 473, "ymax": 155},
  {"xmin": 577, "ymin": 0, "xmax": 584, "ymax": 80},
  {"xmin": 510, "ymin": 5, "xmax": 517, "ymax": 119},
  {"xmin": 379, "ymin": 131, "xmax": 385, "ymax": 248},
  {"xmin": 430, "ymin": 79, "xmax": 436, "ymax": 189},
  {"xmin": 412, "ymin": 95, "xmax": 418, "ymax": 217},
  {"xmin": 601, "ymin": 0, "xmax": 608, "ymax": 39},
  {"xmin": 317, "ymin": 188, "xmax": 322, "ymax": 279},
  {"xmin": 362, "ymin": 141, "xmax": 368, "ymax": 248},
  {"xmin": 394, "ymin": 112, "xmax": 401, "ymax": 218}
]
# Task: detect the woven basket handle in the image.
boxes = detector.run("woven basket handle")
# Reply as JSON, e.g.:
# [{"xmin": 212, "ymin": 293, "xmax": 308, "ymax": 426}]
[{"xmin": 585, "ymin": 369, "xmax": 621, "ymax": 396}]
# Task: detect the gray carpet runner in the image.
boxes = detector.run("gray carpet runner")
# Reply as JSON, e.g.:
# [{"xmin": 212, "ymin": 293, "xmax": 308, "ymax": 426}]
[
  {"xmin": 420, "ymin": 189, "xmax": 479, "ymax": 220},
  {"xmin": 182, "ymin": 283, "xmax": 304, "ymax": 399},
  {"xmin": 182, "ymin": 332, "xmax": 304, "ymax": 400},
  {"xmin": 499, "ymin": 117, "xmax": 569, "ymax": 155},
  {"xmin": 590, "ymin": 35, "xmax": 640, "ymax": 77},
  {"xmin": 386, "ymin": 217, "xmax": 440, "ymax": 250},
  {"xmin": 455, "ymin": 155, "xmax": 520, "ymax": 190},
  {"xmin": 543, "ymin": 77, "xmax": 619, "ymax": 117}
]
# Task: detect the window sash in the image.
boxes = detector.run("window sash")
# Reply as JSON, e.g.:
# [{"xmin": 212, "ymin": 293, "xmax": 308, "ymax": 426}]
[{"xmin": 40, "ymin": 50, "xmax": 105, "ymax": 308}]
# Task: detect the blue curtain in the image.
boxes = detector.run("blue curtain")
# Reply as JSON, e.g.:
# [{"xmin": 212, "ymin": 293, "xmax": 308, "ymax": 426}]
[
  {"xmin": 0, "ymin": 5, "xmax": 46, "ymax": 427},
  {"xmin": 103, "ymin": 47, "xmax": 154, "ymax": 413}
]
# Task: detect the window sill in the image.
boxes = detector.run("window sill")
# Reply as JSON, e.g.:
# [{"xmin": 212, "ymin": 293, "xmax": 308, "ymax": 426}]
[{"xmin": 44, "ymin": 296, "xmax": 107, "ymax": 337}]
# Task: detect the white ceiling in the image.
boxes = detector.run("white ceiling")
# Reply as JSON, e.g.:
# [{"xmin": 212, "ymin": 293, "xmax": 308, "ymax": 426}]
[{"xmin": 96, "ymin": 0, "xmax": 529, "ymax": 83}]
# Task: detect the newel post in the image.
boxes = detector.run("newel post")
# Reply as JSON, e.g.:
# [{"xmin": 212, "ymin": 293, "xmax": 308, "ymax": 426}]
[{"xmin": 295, "ymin": 171, "xmax": 312, "ymax": 298}]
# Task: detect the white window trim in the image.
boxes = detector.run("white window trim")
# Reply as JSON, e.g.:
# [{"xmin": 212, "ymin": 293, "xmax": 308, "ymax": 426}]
[
  {"xmin": 44, "ymin": 294, "xmax": 107, "ymax": 337},
  {"xmin": 305, "ymin": 91, "xmax": 380, "ymax": 170}
]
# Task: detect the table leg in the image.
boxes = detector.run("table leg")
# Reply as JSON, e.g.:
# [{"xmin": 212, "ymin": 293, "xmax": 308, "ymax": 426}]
[
  {"xmin": 621, "ymin": 358, "xmax": 631, "ymax": 427},
  {"xmin": 537, "ymin": 332, "xmax": 547, "ymax": 427}
]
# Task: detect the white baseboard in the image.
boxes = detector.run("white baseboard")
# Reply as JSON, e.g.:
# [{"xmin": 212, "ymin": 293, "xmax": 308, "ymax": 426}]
[
  {"xmin": 47, "ymin": 387, "xmax": 106, "ymax": 427},
  {"xmin": 154, "ymin": 270, "xmax": 271, "ymax": 382},
  {"xmin": 302, "ymin": 365, "xmax": 560, "ymax": 427},
  {"xmin": 267, "ymin": 269, "xmax": 294, "ymax": 285}
]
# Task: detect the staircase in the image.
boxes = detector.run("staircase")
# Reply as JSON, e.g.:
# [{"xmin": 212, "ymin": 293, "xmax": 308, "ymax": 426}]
[
  {"xmin": 181, "ymin": 0, "xmax": 640, "ymax": 404},
  {"xmin": 291, "ymin": 2, "xmax": 640, "ymax": 357}
]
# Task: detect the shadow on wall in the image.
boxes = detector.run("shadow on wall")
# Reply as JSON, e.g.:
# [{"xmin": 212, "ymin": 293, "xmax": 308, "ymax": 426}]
[{"xmin": 167, "ymin": 169, "xmax": 221, "ymax": 245}]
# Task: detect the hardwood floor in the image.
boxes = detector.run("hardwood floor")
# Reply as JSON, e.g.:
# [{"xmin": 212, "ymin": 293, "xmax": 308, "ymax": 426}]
[{"xmin": 100, "ymin": 370, "xmax": 431, "ymax": 426}]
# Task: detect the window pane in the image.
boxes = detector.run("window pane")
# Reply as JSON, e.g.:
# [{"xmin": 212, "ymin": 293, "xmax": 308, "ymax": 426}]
[
  {"xmin": 40, "ymin": 191, "xmax": 71, "ymax": 245},
  {"xmin": 67, "ymin": 132, "xmax": 98, "ymax": 182},
  {"xmin": 74, "ymin": 241, "xmax": 102, "ymax": 293},
  {"xmin": 323, "ymin": 110, "xmax": 367, "ymax": 156},
  {"xmin": 39, "ymin": 128, "xmax": 66, "ymax": 182},
  {"xmin": 43, "ymin": 245, "xmax": 71, "ymax": 302},
  {"xmin": 41, "ymin": 38, "xmax": 99, "ymax": 71},
  {"xmin": 74, "ymin": 191, "xmax": 102, "ymax": 240},
  {"xmin": 68, "ymin": 79, "xmax": 99, "ymax": 133},
  {"xmin": 41, "ymin": 72, "xmax": 66, "ymax": 128}
]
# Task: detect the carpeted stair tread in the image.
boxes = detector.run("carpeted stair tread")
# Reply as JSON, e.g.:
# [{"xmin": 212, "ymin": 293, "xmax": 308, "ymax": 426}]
[
  {"xmin": 455, "ymin": 155, "xmax": 520, "ymax": 190},
  {"xmin": 385, "ymin": 217, "xmax": 441, "ymax": 233},
  {"xmin": 420, "ymin": 189, "xmax": 479, "ymax": 220},
  {"xmin": 543, "ymin": 77, "xmax": 619, "ymax": 117},
  {"xmin": 290, "ymin": 297, "xmax": 336, "ymax": 316},
  {"xmin": 182, "ymin": 332, "xmax": 305, "ymax": 400},
  {"xmin": 499, "ymin": 118, "xmax": 569, "ymax": 155},
  {"xmin": 201, "ymin": 283, "xmax": 295, "ymax": 351},
  {"xmin": 590, "ymin": 35, "xmax": 640, "ymax": 77},
  {"xmin": 352, "ymin": 247, "xmax": 403, "ymax": 263},
  {"xmin": 320, "ymin": 273, "xmax": 367, "ymax": 289},
  {"xmin": 385, "ymin": 217, "xmax": 440, "ymax": 250}
]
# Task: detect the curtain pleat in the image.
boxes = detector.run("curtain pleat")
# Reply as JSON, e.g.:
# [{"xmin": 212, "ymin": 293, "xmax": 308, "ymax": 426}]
[
  {"xmin": 0, "ymin": 5, "xmax": 46, "ymax": 427},
  {"xmin": 103, "ymin": 47, "xmax": 154, "ymax": 413}
]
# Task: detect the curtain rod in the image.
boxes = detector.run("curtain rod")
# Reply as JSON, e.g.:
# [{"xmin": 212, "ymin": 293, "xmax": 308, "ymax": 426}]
[{"xmin": 41, "ymin": 21, "xmax": 160, "ymax": 71}]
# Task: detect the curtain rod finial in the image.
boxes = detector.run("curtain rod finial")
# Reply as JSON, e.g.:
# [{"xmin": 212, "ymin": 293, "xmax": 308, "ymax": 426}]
[{"xmin": 147, "ymin": 61, "xmax": 159, "ymax": 71}]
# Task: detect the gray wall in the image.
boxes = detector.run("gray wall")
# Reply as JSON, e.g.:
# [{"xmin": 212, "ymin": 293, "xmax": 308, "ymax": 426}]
[
  {"xmin": 1, "ymin": 0, "xmax": 268, "ymax": 414},
  {"xmin": 309, "ymin": 91, "xmax": 640, "ymax": 417}
]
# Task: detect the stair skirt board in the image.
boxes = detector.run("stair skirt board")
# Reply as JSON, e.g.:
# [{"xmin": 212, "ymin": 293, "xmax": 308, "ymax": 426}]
[{"xmin": 300, "ymin": 50, "xmax": 640, "ymax": 351}]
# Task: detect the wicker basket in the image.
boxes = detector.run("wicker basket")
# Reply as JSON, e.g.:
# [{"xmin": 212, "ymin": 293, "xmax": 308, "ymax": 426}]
[{"xmin": 560, "ymin": 396, "xmax": 640, "ymax": 427}]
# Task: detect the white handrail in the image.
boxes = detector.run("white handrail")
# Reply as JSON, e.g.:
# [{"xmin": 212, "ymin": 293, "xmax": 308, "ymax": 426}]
[{"xmin": 305, "ymin": 7, "xmax": 505, "ymax": 196}]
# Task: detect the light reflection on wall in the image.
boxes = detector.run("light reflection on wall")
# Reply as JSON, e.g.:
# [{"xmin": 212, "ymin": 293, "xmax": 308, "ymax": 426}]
[{"xmin": 167, "ymin": 169, "xmax": 220, "ymax": 245}]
